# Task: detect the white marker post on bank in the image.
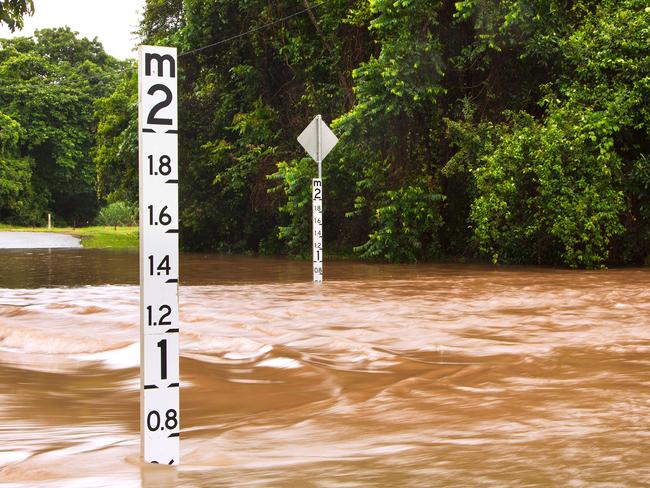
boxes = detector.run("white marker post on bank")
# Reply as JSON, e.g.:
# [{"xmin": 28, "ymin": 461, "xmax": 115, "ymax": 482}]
[
  {"xmin": 297, "ymin": 115, "xmax": 338, "ymax": 283},
  {"xmin": 138, "ymin": 45, "xmax": 181, "ymax": 465}
]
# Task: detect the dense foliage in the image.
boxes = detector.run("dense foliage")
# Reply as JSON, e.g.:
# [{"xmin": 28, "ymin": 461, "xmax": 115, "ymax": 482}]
[
  {"xmin": 3, "ymin": 1, "xmax": 650, "ymax": 267},
  {"xmin": 0, "ymin": 112, "xmax": 35, "ymax": 222},
  {"xmin": 0, "ymin": 28, "xmax": 123, "ymax": 225},
  {"xmin": 0, "ymin": 0, "xmax": 33, "ymax": 32}
]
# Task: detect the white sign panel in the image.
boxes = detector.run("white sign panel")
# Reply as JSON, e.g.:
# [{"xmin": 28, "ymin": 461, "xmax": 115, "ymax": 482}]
[
  {"xmin": 313, "ymin": 179, "xmax": 323, "ymax": 283},
  {"xmin": 138, "ymin": 45, "xmax": 180, "ymax": 465},
  {"xmin": 297, "ymin": 115, "xmax": 338, "ymax": 164}
]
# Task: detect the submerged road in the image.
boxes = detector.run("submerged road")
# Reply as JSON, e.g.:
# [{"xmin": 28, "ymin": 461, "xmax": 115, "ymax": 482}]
[
  {"xmin": 0, "ymin": 231, "xmax": 81, "ymax": 249},
  {"xmin": 1, "ymin": 253, "xmax": 649, "ymax": 486}
]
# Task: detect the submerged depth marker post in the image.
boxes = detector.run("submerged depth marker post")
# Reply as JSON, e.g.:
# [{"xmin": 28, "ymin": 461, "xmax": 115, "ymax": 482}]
[
  {"xmin": 297, "ymin": 115, "xmax": 338, "ymax": 283},
  {"xmin": 138, "ymin": 45, "xmax": 180, "ymax": 464}
]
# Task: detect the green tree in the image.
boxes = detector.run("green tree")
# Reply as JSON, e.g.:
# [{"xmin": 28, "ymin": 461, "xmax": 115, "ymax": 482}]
[
  {"xmin": 93, "ymin": 66, "xmax": 138, "ymax": 204},
  {"xmin": 460, "ymin": 0, "xmax": 649, "ymax": 267},
  {"xmin": 97, "ymin": 0, "xmax": 649, "ymax": 267},
  {"xmin": 272, "ymin": 0, "xmax": 449, "ymax": 260},
  {"xmin": 0, "ymin": 111, "xmax": 43, "ymax": 223},
  {"xmin": 0, "ymin": 27, "xmax": 123, "ymax": 225},
  {"xmin": 0, "ymin": 0, "xmax": 33, "ymax": 32},
  {"xmin": 133, "ymin": 0, "xmax": 370, "ymax": 252}
]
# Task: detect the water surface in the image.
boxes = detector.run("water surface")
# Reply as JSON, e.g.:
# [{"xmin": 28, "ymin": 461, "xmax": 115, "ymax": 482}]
[
  {"xmin": 1, "ymin": 250, "xmax": 649, "ymax": 486},
  {"xmin": 0, "ymin": 231, "xmax": 81, "ymax": 249}
]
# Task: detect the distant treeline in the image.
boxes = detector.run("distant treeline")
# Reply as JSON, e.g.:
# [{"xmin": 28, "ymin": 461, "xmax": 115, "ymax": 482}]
[{"xmin": 1, "ymin": 0, "xmax": 649, "ymax": 268}]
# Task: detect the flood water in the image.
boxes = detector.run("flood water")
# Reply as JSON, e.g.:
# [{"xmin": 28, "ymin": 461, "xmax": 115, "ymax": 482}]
[
  {"xmin": 0, "ymin": 231, "xmax": 81, "ymax": 249},
  {"xmin": 1, "ymin": 249, "xmax": 649, "ymax": 487}
]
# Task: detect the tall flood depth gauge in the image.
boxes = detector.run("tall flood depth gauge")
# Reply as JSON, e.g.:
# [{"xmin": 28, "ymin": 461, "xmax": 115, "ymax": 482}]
[{"xmin": 138, "ymin": 45, "xmax": 181, "ymax": 464}]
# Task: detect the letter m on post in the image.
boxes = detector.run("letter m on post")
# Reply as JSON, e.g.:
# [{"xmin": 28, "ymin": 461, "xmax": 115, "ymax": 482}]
[{"xmin": 145, "ymin": 53, "xmax": 176, "ymax": 78}]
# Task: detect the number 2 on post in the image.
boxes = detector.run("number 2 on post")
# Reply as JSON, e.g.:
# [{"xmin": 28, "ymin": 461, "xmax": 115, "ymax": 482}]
[{"xmin": 146, "ymin": 84, "xmax": 173, "ymax": 125}]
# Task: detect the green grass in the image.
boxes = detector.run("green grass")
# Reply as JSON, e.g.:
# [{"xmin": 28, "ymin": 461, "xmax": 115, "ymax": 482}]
[{"xmin": 0, "ymin": 225, "xmax": 139, "ymax": 249}]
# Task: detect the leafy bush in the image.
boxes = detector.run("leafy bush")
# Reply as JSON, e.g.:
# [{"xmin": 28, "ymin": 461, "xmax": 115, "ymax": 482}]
[
  {"xmin": 355, "ymin": 180, "xmax": 445, "ymax": 262},
  {"xmin": 271, "ymin": 158, "xmax": 313, "ymax": 254},
  {"xmin": 95, "ymin": 201, "xmax": 137, "ymax": 228},
  {"xmin": 470, "ymin": 110, "xmax": 625, "ymax": 268},
  {"xmin": 466, "ymin": 0, "xmax": 648, "ymax": 268}
]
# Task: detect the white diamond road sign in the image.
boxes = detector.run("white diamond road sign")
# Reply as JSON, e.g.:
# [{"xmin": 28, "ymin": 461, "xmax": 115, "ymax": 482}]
[{"xmin": 297, "ymin": 115, "xmax": 338, "ymax": 165}]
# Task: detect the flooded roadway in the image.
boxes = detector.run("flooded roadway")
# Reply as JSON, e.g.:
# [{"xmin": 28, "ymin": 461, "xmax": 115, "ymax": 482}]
[
  {"xmin": 0, "ymin": 249, "xmax": 649, "ymax": 486},
  {"xmin": 0, "ymin": 231, "xmax": 81, "ymax": 249}
]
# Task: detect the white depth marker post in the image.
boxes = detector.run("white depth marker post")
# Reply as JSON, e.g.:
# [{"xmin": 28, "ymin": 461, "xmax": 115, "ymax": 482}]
[
  {"xmin": 138, "ymin": 45, "xmax": 180, "ymax": 464},
  {"xmin": 297, "ymin": 115, "xmax": 338, "ymax": 283},
  {"xmin": 312, "ymin": 177, "xmax": 323, "ymax": 283},
  {"xmin": 313, "ymin": 115, "xmax": 323, "ymax": 283}
]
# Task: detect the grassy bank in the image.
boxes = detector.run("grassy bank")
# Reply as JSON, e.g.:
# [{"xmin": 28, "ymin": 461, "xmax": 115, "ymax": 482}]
[{"xmin": 0, "ymin": 225, "xmax": 139, "ymax": 249}]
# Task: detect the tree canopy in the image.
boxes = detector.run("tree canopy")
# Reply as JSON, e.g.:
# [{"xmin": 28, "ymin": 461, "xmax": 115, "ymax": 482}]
[
  {"xmin": 0, "ymin": 27, "xmax": 124, "ymax": 224},
  {"xmin": 0, "ymin": 0, "xmax": 33, "ymax": 32}
]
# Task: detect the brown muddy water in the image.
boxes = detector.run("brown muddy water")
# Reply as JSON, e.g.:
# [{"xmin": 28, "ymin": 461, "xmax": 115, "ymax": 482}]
[{"xmin": 0, "ymin": 249, "xmax": 649, "ymax": 487}]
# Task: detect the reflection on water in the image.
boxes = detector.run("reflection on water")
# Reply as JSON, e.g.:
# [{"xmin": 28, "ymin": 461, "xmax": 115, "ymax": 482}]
[
  {"xmin": 1, "ymin": 249, "xmax": 649, "ymax": 486},
  {"xmin": 0, "ymin": 249, "xmax": 421, "ymax": 288},
  {"xmin": 0, "ymin": 231, "xmax": 81, "ymax": 250}
]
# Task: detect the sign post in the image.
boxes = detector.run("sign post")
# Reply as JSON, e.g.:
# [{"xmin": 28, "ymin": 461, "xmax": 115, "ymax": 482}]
[
  {"xmin": 138, "ymin": 45, "xmax": 180, "ymax": 464},
  {"xmin": 297, "ymin": 115, "xmax": 338, "ymax": 283}
]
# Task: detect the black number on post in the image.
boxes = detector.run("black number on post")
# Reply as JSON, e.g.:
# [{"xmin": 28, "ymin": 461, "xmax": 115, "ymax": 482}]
[
  {"xmin": 147, "ymin": 205, "xmax": 172, "ymax": 226},
  {"xmin": 147, "ymin": 410, "xmax": 161, "ymax": 431},
  {"xmin": 158, "ymin": 305, "xmax": 172, "ymax": 325},
  {"xmin": 158, "ymin": 207, "xmax": 171, "ymax": 225},
  {"xmin": 148, "ymin": 255, "xmax": 171, "ymax": 276},
  {"xmin": 314, "ymin": 188, "xmax": 322, "ymax": 199},
  {"xmin": 157, "ymin": 339, "xmax": 168, "ymax": 380},
  {"xmin": 159, "ymin": 155, "xmax": 172, "ymax": 175},
  {"xmin": 146, "ymin": 305, "xmax": 172, "ymax": 326},
  {"xmin": 148, "ymin": 155, "xmax": 172, "ymax": 176},
  {"xmin": 165, "ymin": 409, "xmax": 178, "ymax": 430},
  {"xmin": 146, "ymin": 409, "xmax": 177, "ymax": 431},
  {"xmin": 147, "ymin": 84, "xmax": 173, "ymax": 125}
]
